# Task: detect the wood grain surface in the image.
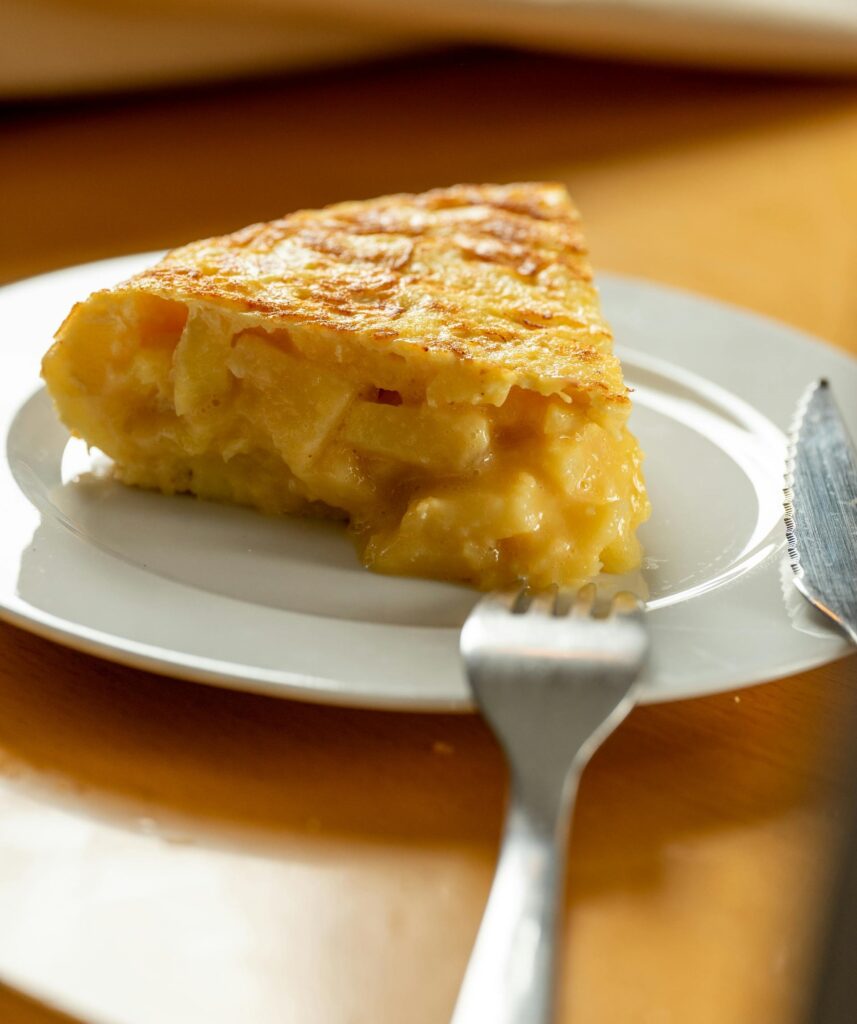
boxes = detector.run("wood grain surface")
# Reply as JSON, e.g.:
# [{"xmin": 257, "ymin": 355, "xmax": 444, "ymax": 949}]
[{"xmin": 1, "ymin": 48, "xmax": 856, "ymax": 1024}]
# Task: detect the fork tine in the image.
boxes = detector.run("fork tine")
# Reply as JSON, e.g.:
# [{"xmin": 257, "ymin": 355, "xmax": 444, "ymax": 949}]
[
  {"xmin": 553, "ymin": 588, "xmax": 575, "ymax": 617},
  {"xmin": 527, "ymin": 585, "xmax": 558, "ymax": 616},
  {"xmin": 570, "ymin": 582, "xmax": 597, "ymax": 617},
  {"xmin": 477, "ymin": 583, "xmax": 528, "ymax": 615},
  {"xmin": 553, "ymin": 592, "xmax": 569, "ymax": 617},
  {"xmin": 609, "ymin": 591, "xmax": 645, "ymax": 617}
]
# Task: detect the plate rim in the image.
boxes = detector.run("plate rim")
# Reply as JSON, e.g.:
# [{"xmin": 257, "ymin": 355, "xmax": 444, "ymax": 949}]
[{"xmin": 1, "ymin": 255, "xmax": 854, "ymax": 712}]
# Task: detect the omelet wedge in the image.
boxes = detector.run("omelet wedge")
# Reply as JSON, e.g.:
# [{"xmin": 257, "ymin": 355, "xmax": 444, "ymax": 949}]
[{"xmin": 42, "ymin": 183, "xmax": 650, "ymax": 589}]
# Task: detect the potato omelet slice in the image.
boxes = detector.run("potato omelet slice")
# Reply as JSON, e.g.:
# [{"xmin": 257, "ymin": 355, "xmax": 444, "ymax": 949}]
[{"xmin": 42, "ymin": 183, "xmax": 650, "ymax": 589}]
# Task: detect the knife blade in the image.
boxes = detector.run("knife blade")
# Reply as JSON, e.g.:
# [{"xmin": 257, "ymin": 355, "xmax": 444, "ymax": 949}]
[{"xmin": 784, "ymin": 379, "xmax": 857, "ymax": 645}]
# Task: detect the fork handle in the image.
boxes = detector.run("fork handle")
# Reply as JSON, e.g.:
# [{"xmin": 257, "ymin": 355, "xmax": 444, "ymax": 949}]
[{"xmin": 450, "ymin": 776, "xmax": 577, "ymax": 1024}]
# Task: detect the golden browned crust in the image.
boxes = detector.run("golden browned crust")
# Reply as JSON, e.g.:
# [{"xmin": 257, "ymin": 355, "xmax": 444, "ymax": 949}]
[{"xmin": 106, "ymin": 183, "xmax": 629, "ymax": 402}]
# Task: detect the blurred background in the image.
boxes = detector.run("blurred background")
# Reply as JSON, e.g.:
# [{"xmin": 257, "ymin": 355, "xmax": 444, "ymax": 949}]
[
  {"xmin": 4, "ymin": 0, "xmax": 857, "ymax": 99},
  {"xmin": 4, "ymin": 0, "xmax": 857, "ymax": 343}
]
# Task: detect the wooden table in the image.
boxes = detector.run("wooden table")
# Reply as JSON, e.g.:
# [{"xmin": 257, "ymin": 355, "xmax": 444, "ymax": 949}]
[{"xmin": 1, "ymin": 49, "xmax": 856, "ymax": 1024}]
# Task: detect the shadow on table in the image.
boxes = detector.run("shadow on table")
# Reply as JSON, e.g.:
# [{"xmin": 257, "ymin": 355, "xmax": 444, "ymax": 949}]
[{"xmin": 0, "ymin": 614, "xmax": 852, "ymax": 893}]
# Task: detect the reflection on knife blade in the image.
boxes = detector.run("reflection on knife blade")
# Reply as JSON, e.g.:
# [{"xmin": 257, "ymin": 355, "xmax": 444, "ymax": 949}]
[{"xmin": 784, "ymin": 379, "xmax": 857, "ymax": 646}]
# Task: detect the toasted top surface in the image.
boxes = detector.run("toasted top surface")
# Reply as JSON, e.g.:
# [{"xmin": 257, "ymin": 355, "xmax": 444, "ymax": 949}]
[{"xmin": 117, "ymin": 183, "xmax": 628, "ymax": 402}]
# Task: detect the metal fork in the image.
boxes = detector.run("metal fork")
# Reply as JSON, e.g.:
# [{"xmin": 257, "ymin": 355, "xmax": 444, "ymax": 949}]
[{"xmin": 451, "ymin": 583, "xmax": 649, "ymax": 1024}]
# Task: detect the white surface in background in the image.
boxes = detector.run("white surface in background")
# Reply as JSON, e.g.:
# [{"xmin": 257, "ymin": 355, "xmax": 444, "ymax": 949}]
[{"xmin": 3, "ymin": 0, "xmax": 857, "ymax": 98}]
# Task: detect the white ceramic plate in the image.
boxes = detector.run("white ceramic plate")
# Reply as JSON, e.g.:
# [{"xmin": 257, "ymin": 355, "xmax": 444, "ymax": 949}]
[{"xmin": 1, "ymin": 255, "xmax": 854, "ymax": 709}]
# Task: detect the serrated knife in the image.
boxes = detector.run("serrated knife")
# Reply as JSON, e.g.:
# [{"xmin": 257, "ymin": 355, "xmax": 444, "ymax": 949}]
[{"xmin": 784, "ymin": 379, "xmax": 857, "ymax": 646}]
